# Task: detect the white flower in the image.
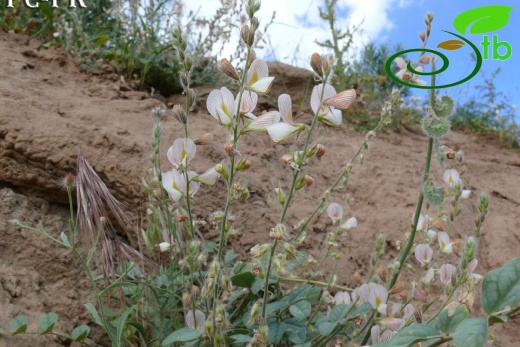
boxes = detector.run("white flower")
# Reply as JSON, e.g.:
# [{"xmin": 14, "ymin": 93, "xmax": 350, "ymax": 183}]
[
  {"xmin": 167, "ymin": 138, "xmax": 196, "ymax": 168},
  {"xmin": 438, "ymin": 232, "xmax": 454, "ymax": 254},
  {"xmin": 266, "ymin": 122, "xmax": 304, "ymax": 143},
  {"xmin": 443, "ymin": 169, "xmax": 461, "ymax": 188},
  {"xmin": 414, "ymin": 244, "xmax": 433, "ymax": 267},
  {"xmin": 425, "ymin": 229, "xmax": 437, "ymax": 240},
  {"xmin": 422, "ymin": 268, "xmax": 435, "ymax": 284},
  {"xmin": 193, "ymin": 167, "xmax": 220, "ymax": 185},
  {"xmin": 324, "ymin": 89, "xmax": 356, "ymax": 110},
  {"xmin": 159, "ymin": 242, "xmax": 171, "ymax": 252},
  {"xmin": 461, "ymin": 189, "xmax": 471, "ymax": 199},
  {"xmin": 440, "ymin": 264, "xmax": 457, "ymax": 285},
  {"xmin": 334, "ymin": 291, "xmax": 351, "ymax": 305},
  {"xmin": 341, "ymin": 217, "xmax": 358, "ymax": 230},
  {"xmin": 207, "ymin": 87, "xmax": 236, "ymax": 125},
  {"xmin": 395, "ymin": 57, "xmax": 427, "ymax": 86},
  {"xmin": 368, "ymin": 283, "xmax": 388, "ymax": 315},
  {"xmin": 311, "ymin": 83, "xmax": 343, "ymax": 126},
  {"xmin": 415, "ymin": 213, "xmax": 428, "ymax": 231},
  {"xmin": 242, "ymin": 111, "xmax": 280, "ymax": 133},
  {"xmin": 162, "ymin": 169, "xmax": 200, "ymax": 202},
  {"xmin": 327, "ymin": 203, "xmax": 343, "ymax": 224},
  {"xmin": 186, "ymin": 310, "xmax": 206, "ymax": 330},
  {"xmin": 266, "ymin": 94, "xmax": 305, "ymax": 143},
  {"xmin": 381, "ymin": 317, "xmax": 405, "ymax": 331},
  {"xmin": 235, "ymin": 90, "xmax": 258, "ymax": 119},
  {"xmin": 246, "ymin": 59, "xmax": 274, "ymax": 94}
]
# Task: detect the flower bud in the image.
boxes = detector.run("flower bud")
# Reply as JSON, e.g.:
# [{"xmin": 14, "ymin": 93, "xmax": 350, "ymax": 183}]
[
  {"xmin": 186, "ymin": 88, "xmax": 196, "ymax": 111},
  {"xmin": 180, "ymin": 72, "xmax": 189, "ymax": 89},
  {"xmin": 281, "ymin": 154, "xmax": 292, "ymax": 165},
  {"xmin": 354, "ymin": 271, "xmax": 363, "ymax": 284},
  {"xmin": 172, "ymin": 104, "xmax": 187, "ymax": 125},
  {"xmin": 282, "ymin": 242, "xmax": 298, "ymax": 260},
  {"xmin": 240, "ymin": 24, "xmax": 254, "ymax": 46},
  {"xmin": 275, "ymin": 187, "xmax": 286, "ymax": 205},
  {"xmin": 295, "ymin": 175, "xmax": 307, "ymax": 190},
  {"xmin": 62, "ymin": 173, "xmax": 76, "ymax": 190},
  {"xmin": 182, "ymin": 292, "xmax": 191, "ymax": 307},
  {"xmin": 310, "ymin": 53, "xmax": 323, "ymax": 77},
  {"xmin": 251, "ymin": 263, "xmax": 264, "ymax": 279},
  {"xmin": 388, "ymin": 281, "xmax": 405, "ymax": 295},
  {"xmin": 250, "ymin": 244, "xmax": 270, "ymax": 258},
  {"xmin": 184, "ymin": 56, "xmax": 193, "ymax": 72},
  {"xmin": 270, "ymin": 223, "xmax": 286, "ymax": 240},
  {"xmin": 377, "ymin": 266, "xmax": 388, "ymax": 283},
  {"xmin": 304, "ymin": 174, "xmax": 314, "ymax": 187},
  {"xmin": 419, "ymin": 31, "xmax": 426, "ymax": 42},
  {"xmin": 248, "ymin": 300, "xmax": 262, "ymax": 324},
  {"xmin": 236, "ymin": 158, "xmax": 251, "ymax": 171},
  {"xmin": 478, "ymin": 192, "xmax": 490, "ymax": 216},
  {"xmin": 194, "ymin": 133, "xmax": 213, "ymax": 145},
  {"xmin": 247, "ymin": 49, "xmax": 257, "ymax": 67},
  {"xmin": 273, "ymin": 258, "xmax": 285, "ymax": 275},
  {"xmin": 219, "ymin": 58, "xmax": 240, "ymax": 80},
  {"xmin": 455, "ymin": 149, "xmax": 465, "ymax": 164},
  {"xmin": 215, "ymin": 163, "xmax": 229, "ymax": 180},
  {"xmin": 191, "ymin": 285, "xmax": 200, "ymax": 300},
  {"xmin": 419, "ymin": 55, "xmax": 431, "ymax": 65}
]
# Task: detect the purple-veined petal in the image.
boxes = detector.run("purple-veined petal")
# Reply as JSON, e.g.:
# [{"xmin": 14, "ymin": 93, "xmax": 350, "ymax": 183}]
[
  {"xmin": 324, "ymin": 89, "xmax": 356, "ymax": 110},
  {"xmin": 235, "ymin": 90, "xmax": 258, "ymax": 116},
  {"xmin": 242, "ymin": 111, "xmax": 280, "ymax": 133},
  {"xmin": 381, "ymin": 330, "xmax": 397, "ymax": 342},
  {"xmin": 381, "ymin": 318, "xmax": 405, "ymax": 331},
  {"xmin": 422, "ymin": 268, "xmax": 434, "ymax": 284},
  {"xmin": 207, "ymin": 87, "xmax": 235, "ymax": 125},
  {"xmin": 371, "ymin": 325, "xmax": 381, "ymax": 343},
  {"xmin": 414, "ymin": 244, "xmax": 433, "ymax": 267},
  {"xmin": 167, "ymin": 138, "xmax": 196, "ymax": 168},
  {"xmin": 278, "ymin": 94, "xmax": 293, "ymax": 124},
  {"xmin": 467, "ymin": 259, "xmax": 478, "ymax": 274},
  {"xmin": 440, "ymin": 263, "xmax": 457, "ymax": 285},
  {"xmin": 311, "ymin": 83, "xmax": 337, "ymax": 114},
  {"xmin": 395, "ymin": 57, "xmax": 407, "ymax": 69},
  {"xmin": 403, "ymin": 303, "xmax": 414, "ymax": 319},
  {"xmin": 327, "ymin": 203, "xmax": 343, "ymax": 224},
  {"xmin": 247, "ymin": 59, "xmax": 269, "ymax": 85},
  {"xmin": 266, "ymin": 122, "xmax": 303, "ymax": 143},
  {"xmin": 186, "ymin": 309, "xmax": 206, "ymax": 330}
]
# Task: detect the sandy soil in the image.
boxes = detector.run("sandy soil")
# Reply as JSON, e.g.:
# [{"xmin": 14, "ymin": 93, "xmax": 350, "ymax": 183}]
[{"xmin": 1, "ymin": 30, "xmax": 519, "ymax": 346}]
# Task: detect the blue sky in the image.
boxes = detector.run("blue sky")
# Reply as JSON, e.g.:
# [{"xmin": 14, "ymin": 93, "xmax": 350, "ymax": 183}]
[{"xmin": 186, "ymin": 0, "xmax": 519, "ymax": 122}]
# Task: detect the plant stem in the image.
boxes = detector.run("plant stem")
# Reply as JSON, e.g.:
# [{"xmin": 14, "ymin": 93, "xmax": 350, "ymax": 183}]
[
  {"xmin": 279, "ymin": 276, "xmax": 352, "ymax": 291},
  {"xmin": 261, "ymin": 80, "xmax": 330, "ymax": 319},
  {"xmin": 387, "ymin": 61, "xmax": 437, "ymax": 290}
]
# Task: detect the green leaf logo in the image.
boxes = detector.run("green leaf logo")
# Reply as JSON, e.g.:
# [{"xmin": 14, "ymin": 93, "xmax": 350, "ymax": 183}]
[{"xmin": 453, "ymin": 5, "xmax": 513, "ymax": 34}]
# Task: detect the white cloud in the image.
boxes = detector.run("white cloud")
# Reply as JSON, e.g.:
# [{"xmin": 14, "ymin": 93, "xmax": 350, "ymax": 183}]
[{"xmin": 182, "ymin": 0, "xmax": 404, "ymax": 67}]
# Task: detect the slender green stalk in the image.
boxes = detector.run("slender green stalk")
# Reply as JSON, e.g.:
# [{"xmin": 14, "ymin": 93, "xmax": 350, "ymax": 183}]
[
  {"xmin": 387, "ymin": 61, "xmax": 437, "ymax": 290},
  {"xmin": 261, "ymin": 80, "xmax": 330, "ymax": 319},
  {"xmin": 279, "ymin": 276, "xmax": 352, "ymax": 291}
]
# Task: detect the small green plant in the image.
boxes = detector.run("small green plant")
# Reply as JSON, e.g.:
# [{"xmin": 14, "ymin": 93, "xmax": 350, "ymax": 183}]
[{"xmin": 4, "ymin": 5, "xmax": 520, "ymax": 347}]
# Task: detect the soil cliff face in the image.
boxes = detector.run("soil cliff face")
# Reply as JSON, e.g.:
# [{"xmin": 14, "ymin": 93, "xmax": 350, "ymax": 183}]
[{"xmin": 1, "ymin": 30, "xmax": 519, "ymax": 346}]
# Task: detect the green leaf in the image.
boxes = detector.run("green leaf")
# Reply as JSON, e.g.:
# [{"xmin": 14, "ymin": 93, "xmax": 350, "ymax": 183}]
[
  {"xmin": 482, "ymin": 257, "xmax": 520, "ymax": 314},
  {"xmin": 71, "ymin": 325, "xmax": 90, "ymax": 342},
  {"xmin": 452, "ymin": 318, "xmax": 488, "ymax": 347},
  {"xmin": 225, "ymin": 249, "xmax": 239, "ymax": 264},
  {"xmin": 230, "ymin": 334, "xmax": 252, "ymax": 344},
  {"xmin": 434, "ymin": 96, "xmax": 454, "ymax": 118},
  {"xmin": 388, "ymin": 324, "xmax": 440, "ymax": 347},
  {"xmin": 10, "ymin": 315, "xmax": 28, "ymax": 335},
  {"xmin": 329, "ymin": 304, "xmax": 351, "ymax": 323},
  {"xmin": 288, "ymin": 327, "xmax": 307, "ymax": 344},
  {"xmin": 437, "ymin": 305, "xmax": 469, "ymax": 333},
  {"xmin": 95, "ymin": 35, "xmax": 110, "ymax": 47},
  {"xmin": 268, "ymin": 321, "xmax": 286, "ymax": 343},
  {"xmin": 84, "ymin": 303, "xmax": 102, "ymax": 326},
  {"xmin": 305, "ymin": 287, "xmax": 321, "ymax": 303},
  {"xmin": 39, "ymin": 312, "xmax": 58, "ymax": 334},
  {"xmin": 162, "ymin": 328, "xmax": 202, "ymax": 345},
  {"xmin": 116, "ymin": 306, "xmax": 134, "ymax": 344},
  {"xmin": 294, "ymin": 343, "xmax": 312, "ymax": 347},
  {"xmin": 126, "ymin": 321, "xmax": 148, "ymax": 341},
  {"xmin": 60, "ymin": 232, "xmax": 71, "ymax": 247},
  {"xmin": 289, "ymin": 300, "xmax": 311, "ymax": 320},
  {"xmin": 317, "ymin": 321, "xmax": 336, "ymax": 336},
  {"xmin": 422, "ymin": 181, "xmax": 445, "ymax": 206},
  {"xmin": 101, "ymin": 281, "xmax": 137, "ymax": 295},
  {"xmin": 0, "ymin": 327, "xmax": 7, "ymax": 335},
  {"xmin": 453, "ymin": 5, "xmax": 513, "ymax": 35},
  {"xmin": 488, "ymin": 315, "xmax": 508, "ymax": 325},
  {"xmin": 421, "ymin": 114, "xmax": 451, "ymax": 138},
  {"xmin": 231, "ymin": 272, "xmax": 256, "ymax": 289}
]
